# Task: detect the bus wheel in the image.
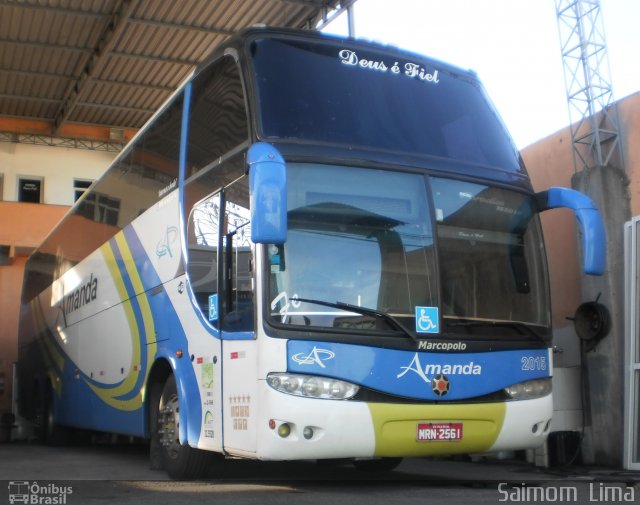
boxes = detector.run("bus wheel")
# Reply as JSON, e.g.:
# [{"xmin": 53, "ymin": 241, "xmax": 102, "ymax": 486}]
[
  {"xmin": 353, "ymin": 457, "xmax": 403, "ymax": 472},
  {"xmin": 156, "ymin": 375, "xmax": 209, "ymax": 479}
]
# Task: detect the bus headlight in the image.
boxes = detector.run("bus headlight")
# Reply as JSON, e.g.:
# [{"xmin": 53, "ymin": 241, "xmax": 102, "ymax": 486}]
[
  {"xmin": 504, "ymin": 378, "xmax": 552, "ymax": 400},
  {"xmin": 267, "ymin": 373, "xmax": 359, "ymax": 400}
]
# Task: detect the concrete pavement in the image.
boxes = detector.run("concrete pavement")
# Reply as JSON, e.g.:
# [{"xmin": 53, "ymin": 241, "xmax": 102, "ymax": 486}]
[{"xmin": 0, "ymin": 442, "xmax": 639, "ymax": 484}]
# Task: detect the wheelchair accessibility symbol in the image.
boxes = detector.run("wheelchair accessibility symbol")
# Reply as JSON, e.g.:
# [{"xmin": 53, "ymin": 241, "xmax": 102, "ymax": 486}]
[{"xmin": 415, "ymin": 306, "xmax": 439, "ymax": 334}]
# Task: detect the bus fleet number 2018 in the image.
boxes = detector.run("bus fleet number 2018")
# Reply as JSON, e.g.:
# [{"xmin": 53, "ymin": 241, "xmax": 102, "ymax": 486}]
[{"xmin": 521, "ymin": 356, "xmax": 547, "ymax": 371}]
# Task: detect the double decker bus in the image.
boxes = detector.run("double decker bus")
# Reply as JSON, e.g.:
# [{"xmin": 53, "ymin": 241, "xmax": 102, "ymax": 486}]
[{"xmin": 17, "ymin": 27, "xmax": 605, "ymax": 478}]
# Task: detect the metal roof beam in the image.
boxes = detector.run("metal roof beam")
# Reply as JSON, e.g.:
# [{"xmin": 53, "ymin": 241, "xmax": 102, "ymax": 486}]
[
  {"xmin": 313, "ymin": 0, "xmax": 356, "ymax": 31},
  {"xmin": 0, "ymin": 0, "xmax": 106, "ymax": 18},
  {"xmin": 128, "ymin": 17, "xmax": 234, "ymax": 36},
  {"xmin": 92, "ymin": 77, "xmax": 175, "ymax": 92},
  {"xmin": 0, "ymin": 37, "xmax": 91, "ymax": 53},
  {"xmin": 53, "ymin": 0, "xmax": 140, "ymax": 132},
  {"xmin": 77, "ymin": 101, "xmax": 156, "ymax": 114},
  {"xmin": 0, "ymin": 132, "xmax": 124, "ymax": 152},
  {"xmin": 0, "ymin": 67, "xmax": 74, "ymax": 80},
  {"xmin": 278, "ymin": 0, "xmax": 332, "ymax": 7},
  {"xmin": 0, "ymin": 93, "xmax": 61, "ymax": 104},
  {"xmin": 109, "ymin": 51, "xmax": 197, "ymax": 66}
]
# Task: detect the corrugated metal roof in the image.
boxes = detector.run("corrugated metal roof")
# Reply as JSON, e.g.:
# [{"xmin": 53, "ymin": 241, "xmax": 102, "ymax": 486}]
[{"xmin": 0, "ymin": 0, "xmax": 348, "ymax": 136}]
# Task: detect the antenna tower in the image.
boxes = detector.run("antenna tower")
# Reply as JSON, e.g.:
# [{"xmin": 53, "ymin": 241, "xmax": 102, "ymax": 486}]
[{"xmin": 555, "ymin": 0, "xmax": 623, "ymax": 173}]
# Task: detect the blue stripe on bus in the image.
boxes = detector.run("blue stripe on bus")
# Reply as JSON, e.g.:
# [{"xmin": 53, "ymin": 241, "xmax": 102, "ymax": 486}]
[
  {"xmin": 53, "ymin": 216, "xmax": 229, "ymax": 443},
  {"xmin": 60, "ymin": 381, "xmax": 145, "ymax": 435},
  {"xmin": 110, "ymin": 237, "xmax": 150, "ymax": 401},
  {"xmin": 71, "ymin": 238, "xmax": 145, "ymax": 392},
  {"xmin": 287, "ymin": 341, "xmax": 550, "ymax": 401},
  {"xmin": 121, "ymin": 228, "xmax": 161, "ymax": 290},
  {"xmin": 122, "ymin": 225, "xmax": 203, "ymax": 445},
  {"xmin": 76, "ymin": 237, "xmax": 149, "ymax": 395},
  {"xmin": 56, "ymin": 352, "xmax": 146, "ymax": 435}
]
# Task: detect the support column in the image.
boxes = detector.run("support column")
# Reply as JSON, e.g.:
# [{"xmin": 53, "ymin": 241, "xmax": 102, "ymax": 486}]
[{"xmin": 572, "ymin": 164, "xmax": 630, "ymax": 466}]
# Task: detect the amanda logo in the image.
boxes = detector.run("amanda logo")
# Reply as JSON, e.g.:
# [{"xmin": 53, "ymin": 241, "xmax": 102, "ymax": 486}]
[
  {"xmin": 397, "ymin": 353, "xmax": 481, "ymax": 384},
  {"xmin": 62, "ymin": 274, "xmax": 99, "ymax": 316}
]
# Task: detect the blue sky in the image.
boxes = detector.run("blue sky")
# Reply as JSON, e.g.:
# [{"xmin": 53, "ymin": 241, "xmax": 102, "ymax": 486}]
[{"xmin": 324, "ymin": 0, "xmax": 640, "ymax": 149}]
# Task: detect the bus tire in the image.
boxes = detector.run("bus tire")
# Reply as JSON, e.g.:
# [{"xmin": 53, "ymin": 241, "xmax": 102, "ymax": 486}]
[
  {"xmin": 353, "ymin": 457, "xmax": 403, "ymax": 472},
  {"xmin": 156, "ymin": 375, "xmax": 210, "ymax": 479}
]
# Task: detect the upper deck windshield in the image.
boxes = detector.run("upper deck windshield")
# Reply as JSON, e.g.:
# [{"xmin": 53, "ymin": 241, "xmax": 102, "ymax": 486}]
[
  {"xmin": 250, "ymin": 35, "xmax": 523, "ymax": 172},
  {"xmin": 267, "ymin": 165, "xmax": 550, "ymax": 341}
]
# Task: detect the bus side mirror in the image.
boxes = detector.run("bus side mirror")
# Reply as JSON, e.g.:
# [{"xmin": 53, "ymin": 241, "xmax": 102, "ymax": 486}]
[
  {"xmin": 248, "ymin": 142, "xmax": 287, "ymax": 244},
  {"xmin": 535, "ymin": 187, "xmax": 606, "ymax": 275}
]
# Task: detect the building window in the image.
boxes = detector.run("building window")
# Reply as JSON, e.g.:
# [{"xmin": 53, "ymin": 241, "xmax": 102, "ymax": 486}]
[
  {"xmin": 74, "ymin": 179, "xmax": 93, "ymax": 202},
  {"xmin": 0, "ymin": 173, "xmax": 4, "ymax": 201},
  {"xmin": 18, "ymin": 177, "xmax": 42, "ymax": 203}
]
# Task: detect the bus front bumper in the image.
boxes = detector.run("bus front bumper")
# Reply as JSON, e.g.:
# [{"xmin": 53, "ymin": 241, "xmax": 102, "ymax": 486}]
[{"xmin": 255, "ymin": 384, "xmax": 552, "ymax": 461}]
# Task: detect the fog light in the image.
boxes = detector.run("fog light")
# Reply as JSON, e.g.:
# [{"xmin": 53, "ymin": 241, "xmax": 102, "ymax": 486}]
[
  {"xmin": 277, "ymin": 423, "xmax": 291, "ymax": 438},
  {"xmin": 303, "ymin": 426, "xmax": 314, "ymax": 440}
]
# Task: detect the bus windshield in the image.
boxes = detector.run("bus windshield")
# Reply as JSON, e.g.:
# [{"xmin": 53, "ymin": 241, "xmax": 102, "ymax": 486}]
[
  {"xmin": 431, "ymin": 177, "xmax": 550, "ymax": 336},
  {"xmin": 268, "ymin": 164, "xmax": 438, "ymax": 331},
  {"xmin": 267, "ymin": 165, "xmax": 550, "ymax": 339},
  {"xmin": 250, "ymin": 35, "xmax": 523, "ymax": 172}
]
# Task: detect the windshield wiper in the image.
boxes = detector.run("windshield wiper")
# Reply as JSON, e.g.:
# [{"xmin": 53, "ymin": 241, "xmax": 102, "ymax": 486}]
[
  {"xmin": 447, "ymin": 319, "xmax": 547, "ymax": 344},
  {"xmin": 293, "ymin": 297, "xmax": 418, "ymax": 343}
]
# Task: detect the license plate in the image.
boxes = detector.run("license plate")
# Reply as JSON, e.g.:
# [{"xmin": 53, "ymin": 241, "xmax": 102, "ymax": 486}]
[{"xmin": 416, "ymin": 422, "xmax": 463, "ymax": 442}]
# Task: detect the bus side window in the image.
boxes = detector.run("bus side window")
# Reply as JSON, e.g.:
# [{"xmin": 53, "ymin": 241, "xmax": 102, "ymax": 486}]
[
  {"xmin": 183, "ymin": 54, "xmax": 249, "ymax": 328},
  {"xmin": 222, "ymin": 176, "xmax": 254, "ymax": 332},
  {"xmin": 186, "ymin": 56, "xmax": 248, "ymax": 177},
  {"xmin": 187, "ymin": 192, "xmax": 221, "ymax": 327}
]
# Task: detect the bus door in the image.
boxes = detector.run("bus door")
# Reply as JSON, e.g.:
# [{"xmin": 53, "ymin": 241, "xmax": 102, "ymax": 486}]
[
  {"xmin": 185, "ymin": 189, "xmax": 225, "ymax": 452},
  {"xmin": 219, "ymin": 178, "xmax": 259, "ymax": 455}
]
